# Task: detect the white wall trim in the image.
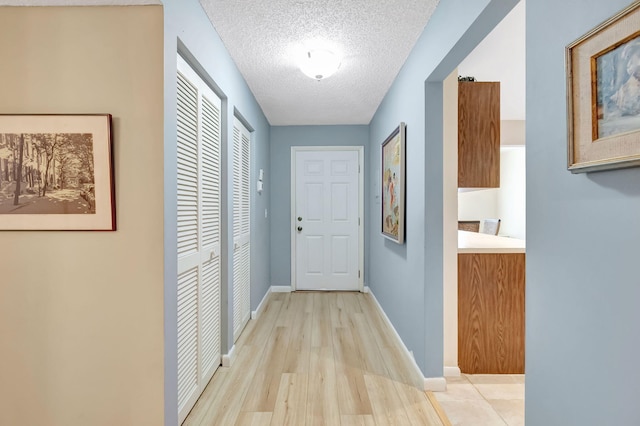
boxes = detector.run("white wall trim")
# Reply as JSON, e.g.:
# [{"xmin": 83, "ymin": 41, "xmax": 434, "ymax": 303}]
[
  {"xmin": 251, "ymin": 287, "xmax": 271, "ymax": 320},
  {"xmin": 366, "ymin": 287, "xmax": 447, "ymax": 391},
  {"xmin": 271, "ymin": 285, "xmax": 292, "ymax": 293},
  {"xmin": 222, "ymin": 345, "xmax": 236, "ymax": 367},
  {"xmin": 367, "ymin": 287, "xmax": 419, "ymax": 379},
  {"xmin": 444, "ymin": 366, "xmax": 461, "ymax": 377},
  {"xmin": 424, "ymin": 377, "xmax": 448, "ymax": 392},
  {"xmin": 357, "ymin": 146, "xmax": 365, "ymax": 292}
]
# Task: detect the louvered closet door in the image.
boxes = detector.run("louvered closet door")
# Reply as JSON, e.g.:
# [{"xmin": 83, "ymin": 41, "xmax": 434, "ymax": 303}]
[
  {"xmin": 232, "ymin": 118, "xmax": 251, "ymax": 342},
  {"xmin": 176, "ymin": 55, "xmax": 222, "ymax": 424}
]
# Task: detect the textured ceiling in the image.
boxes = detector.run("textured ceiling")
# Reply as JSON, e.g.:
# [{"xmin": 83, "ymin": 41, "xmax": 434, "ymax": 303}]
[
  {"xmin": 0, "ymin": 0, "xmax": 159, "ymax": 4},
  {"xmin": 4, "ymin": 0, "xmax": 524, "ymax": 124},
  {"xmin": 199, "ymin": 0, "xmax": 440, "ymax": 125}
]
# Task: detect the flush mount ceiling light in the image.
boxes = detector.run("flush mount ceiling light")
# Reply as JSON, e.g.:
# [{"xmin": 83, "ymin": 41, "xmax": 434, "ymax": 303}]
[{"xmin": 299, "ymin": 49, "xmax": 341, "ymax": 80}]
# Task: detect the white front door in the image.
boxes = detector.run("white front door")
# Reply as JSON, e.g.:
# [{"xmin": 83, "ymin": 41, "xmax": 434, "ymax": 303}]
[{"xmin": 293, "ymin": 148, "xmax": 362, "ymax": 291}]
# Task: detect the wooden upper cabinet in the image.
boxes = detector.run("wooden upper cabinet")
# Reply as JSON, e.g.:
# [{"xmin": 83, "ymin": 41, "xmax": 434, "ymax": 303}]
[{"xmin": 458, "ymin": 81, "xmax": 500, "ymax": 188}]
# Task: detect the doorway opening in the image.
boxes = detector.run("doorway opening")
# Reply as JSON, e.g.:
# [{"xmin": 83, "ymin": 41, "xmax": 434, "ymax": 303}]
[{"xmin": 438, "ymin": 1, "xmax": 526, "ymax": 423}]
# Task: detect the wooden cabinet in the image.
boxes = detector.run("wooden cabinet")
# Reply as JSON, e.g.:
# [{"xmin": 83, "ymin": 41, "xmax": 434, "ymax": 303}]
[
  {"xmin": 458, "ymin": 81, "xmax": 500, "ymax": 188},
  {"xmin": 458, "ymin": 252, "xmax": 525, "ymax": 374}
]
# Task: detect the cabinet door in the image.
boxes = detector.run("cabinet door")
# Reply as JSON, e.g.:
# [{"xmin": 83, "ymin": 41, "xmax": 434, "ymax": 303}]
[
  {"xmin": 458, "ymin": 81, "xmax": 500, "ymax": 188},
  {"xmin": 458, "ymin": 253, "xmax": 525, "ymax": 374}
]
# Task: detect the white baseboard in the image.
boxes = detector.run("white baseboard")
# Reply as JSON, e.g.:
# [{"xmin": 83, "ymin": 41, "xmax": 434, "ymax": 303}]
[
  {"xmin": 222, "ymin": 345, "xmax": 235, "ymax": 367},
  {"xmin": 367, "ymin": 287, "xmax": 447, "ymax": 391},
  {"xmin": 424, "ymin": 377, "xmax": 447, "ymax": 392},
  {"xmin": 271, "ymin": 286, "xmax": 292, "ymax": 293},
  {"xmin": 367, "ymin": 288, "xmax": 446, "ymax": 391},
  {"xmin": 444, "ymin": 366, "xmax": 461, "ymax": 377},
  {"xmin": 251, "ymin": 287, "xmax": 271, "ymax": 320},
  {"xmin": 362, "ymin": 285, "xmax": 370, "ymax": 293}
]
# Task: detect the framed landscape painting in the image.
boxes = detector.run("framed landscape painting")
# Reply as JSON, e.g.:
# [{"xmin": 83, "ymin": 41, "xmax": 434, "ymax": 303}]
[
  {"xmin": 381, "ymin": 122, "xmax": 405, "ymax": 244},
  {"xmin": 0, "ymin": 114, "xmax": 115, "ymax": 230},
  {"xmin": 567, "ymin": 2, "xmax": 640, "ymax": 172}
]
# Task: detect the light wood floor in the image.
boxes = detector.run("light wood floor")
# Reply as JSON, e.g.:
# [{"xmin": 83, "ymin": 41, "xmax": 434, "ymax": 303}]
[{"xmin": 184, "ymin": 291, "xmax": 448, "ymax": 425}]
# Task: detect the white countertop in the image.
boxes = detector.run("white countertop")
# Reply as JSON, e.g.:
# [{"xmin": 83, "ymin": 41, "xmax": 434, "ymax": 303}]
[{"xmin": 458, "ymin": 230, "xmax": 526, "ymax": 254}]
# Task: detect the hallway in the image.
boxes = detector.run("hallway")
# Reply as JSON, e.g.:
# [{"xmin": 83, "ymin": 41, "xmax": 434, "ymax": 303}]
[{"xmin": 183, "ymin": 291, "xmax": 447, "ymax": 425}]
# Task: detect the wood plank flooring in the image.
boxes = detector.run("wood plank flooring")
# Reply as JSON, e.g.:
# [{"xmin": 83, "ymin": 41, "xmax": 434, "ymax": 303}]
[{"xmin": 184, "ymin": 291, "xmax": 446, "ymax": 425}]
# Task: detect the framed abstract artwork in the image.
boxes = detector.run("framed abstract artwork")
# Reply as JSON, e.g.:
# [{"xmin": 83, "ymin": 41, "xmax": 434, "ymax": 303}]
[
  {"xmin": 381, "ymin": 122, "xmax": 406, "ymax": 244},
  {"xmin": 567, "ymin": 2, "xmax": 640, "ymax": 172},
  {"xmin": 0, "ymin": 114, "xmax": 115, "ymax": 230}
]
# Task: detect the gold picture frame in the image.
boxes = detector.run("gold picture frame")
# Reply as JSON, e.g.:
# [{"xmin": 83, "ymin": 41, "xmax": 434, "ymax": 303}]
[
  {"xmin": 0, "ymin": 114, "xmax": 115, "ymax": 230},
  {"xmin": 566, "ymin": 1, "xmax": 640, "ymax": 173},
  {"xmin": 381, "ymin": 122, "xmax": 406, "ymax": 244}
]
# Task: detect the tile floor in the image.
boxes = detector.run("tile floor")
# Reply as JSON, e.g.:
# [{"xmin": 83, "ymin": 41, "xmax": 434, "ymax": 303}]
[{"xmin": 435, "ymin": 374, "xmax": 524, "ymax": 426}]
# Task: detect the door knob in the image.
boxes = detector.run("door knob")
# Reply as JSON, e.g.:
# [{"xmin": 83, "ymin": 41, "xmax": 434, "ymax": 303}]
[{"xmin": 297, "ymin": 226, "xmax": 303, "ymax": 232}]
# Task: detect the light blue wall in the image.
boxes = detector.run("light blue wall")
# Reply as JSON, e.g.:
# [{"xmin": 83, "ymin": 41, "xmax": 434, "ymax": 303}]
[
  {"xmin": 162, "ymin": 1, "xmax": 271, "ymax": 424},
  {"xmin": 367, "ymin": 0, "xmax": 518, "ymax": 377},
  {"xmin": 270, "ymin": 126, "xmax": 369, "ymax": 287},
  {"xmin": 159, "ymin": 0, "xmax": 640, "ymax": 423},
  {"xmin": 526, "ymin": 1, "xmax": 640, "ymax": 424}
]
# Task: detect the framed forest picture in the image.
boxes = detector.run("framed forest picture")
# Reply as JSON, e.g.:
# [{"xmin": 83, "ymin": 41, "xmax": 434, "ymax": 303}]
[{"xmin": 0, "ymin": 114, "xmax": 115, "ymax": 230}]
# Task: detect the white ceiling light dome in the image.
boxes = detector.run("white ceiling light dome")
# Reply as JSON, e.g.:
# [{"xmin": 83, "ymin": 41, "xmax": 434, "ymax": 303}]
[{"xmin": 299, "ymin": 49, "xmax": 341, "ymax": 80}]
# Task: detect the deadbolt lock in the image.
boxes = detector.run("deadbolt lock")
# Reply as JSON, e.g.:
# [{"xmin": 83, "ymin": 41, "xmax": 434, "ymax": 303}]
[{"xmin": 297, "ymin": 217, "xmax": 302, "ymax": 222}]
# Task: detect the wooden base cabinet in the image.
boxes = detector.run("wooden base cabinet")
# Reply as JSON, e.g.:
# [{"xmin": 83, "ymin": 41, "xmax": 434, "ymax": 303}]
[{"xmin": 458, "ymin": 253, "xmax": 525, "ymax": 374}]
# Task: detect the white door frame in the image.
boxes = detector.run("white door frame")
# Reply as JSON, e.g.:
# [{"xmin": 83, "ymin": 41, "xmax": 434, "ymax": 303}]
[{"xmin": 290, "ymin": 146, "xmax": 364, "ymax": 292}]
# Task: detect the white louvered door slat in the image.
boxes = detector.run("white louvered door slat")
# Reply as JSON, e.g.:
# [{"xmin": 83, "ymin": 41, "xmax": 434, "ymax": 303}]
[
  {"xmin": 176, "ymin": 267, "xmax": 198, "ymax": 410},
  {"xmin": 176, "ymin": 68, "xmax": 200, "ymax": 419},
  {"xmin": 232, "ymin": 125, "xmax": 242, "ymax": 341},
  {"xmin": 198, "ymin": 93, "xmax": 221, "ymax": 386},
  {"xmin": 240, "ymin": 131, "xmax": 251, "ymax": 330},
  {"xmin": 177, "ymin": 54, "xmax": 222, "ymax": 425},
  {"xmin": 176, "ymin": 74, "xmax": 199, "ymax": 259},
  {"xmin": 232, "ymin": 118, "xmax": 251, "ymax": 342}
]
